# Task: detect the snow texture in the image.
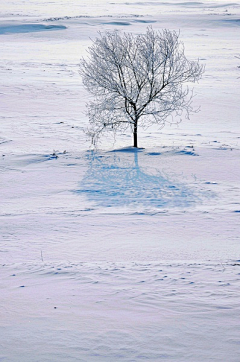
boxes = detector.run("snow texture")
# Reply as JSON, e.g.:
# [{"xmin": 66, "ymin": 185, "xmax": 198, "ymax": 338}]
[{"xmin": 0, "ymin": 0, "xmax": 240, "ymax": 361}]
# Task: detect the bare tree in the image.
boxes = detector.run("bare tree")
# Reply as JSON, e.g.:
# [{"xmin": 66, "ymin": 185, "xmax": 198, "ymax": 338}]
[{"xmin": 80, "ymin": 28, "xmax": 204, "ymax": 148}]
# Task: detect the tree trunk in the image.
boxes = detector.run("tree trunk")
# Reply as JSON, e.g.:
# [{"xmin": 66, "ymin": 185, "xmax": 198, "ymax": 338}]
[{"xmin": 133, "ymin": 122, "xmax": 138, "ymax": 148}]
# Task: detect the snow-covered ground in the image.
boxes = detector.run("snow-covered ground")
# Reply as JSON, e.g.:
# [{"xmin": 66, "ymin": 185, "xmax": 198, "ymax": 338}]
[{"xmin": 1, "ymin": 0, "xmax": 240, "ymax": 361}]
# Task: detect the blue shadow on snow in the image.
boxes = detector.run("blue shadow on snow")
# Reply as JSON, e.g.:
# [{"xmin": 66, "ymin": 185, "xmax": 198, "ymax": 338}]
[{"xmin": 74, "ymin": 149, "xmax": 200, "ymax": 210}]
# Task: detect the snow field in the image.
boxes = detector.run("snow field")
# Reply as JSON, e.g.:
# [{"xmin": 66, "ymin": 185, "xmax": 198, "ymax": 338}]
[
  {"xmin": 1, "ymin": 0, "xmax": 240, "ymax": 360},
  {"xmin": 1, "ymin": 261, "xmax": 240, "ymax": 361}
]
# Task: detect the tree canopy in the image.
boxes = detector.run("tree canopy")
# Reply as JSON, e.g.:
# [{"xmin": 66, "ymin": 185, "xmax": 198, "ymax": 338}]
[{"xmin": 80, "ymin": 28, "xmax": 204, "ymax": 147}]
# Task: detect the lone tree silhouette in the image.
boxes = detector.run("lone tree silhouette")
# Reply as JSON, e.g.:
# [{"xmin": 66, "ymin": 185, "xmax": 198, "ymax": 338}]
[{"xmin": 81, "ymin": 28, "xmax": 204, "ymax": 148}]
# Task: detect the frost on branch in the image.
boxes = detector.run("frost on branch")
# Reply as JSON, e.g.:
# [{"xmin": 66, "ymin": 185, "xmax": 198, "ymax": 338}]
[{"xmin": 80, "ymin": 28, "xmax": 204, "ymax": 147}]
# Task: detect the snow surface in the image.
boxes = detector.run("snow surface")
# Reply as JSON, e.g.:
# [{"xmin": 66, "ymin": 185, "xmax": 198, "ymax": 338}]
[{"xmin": 1, "ymin": 0, "xmax": 240, "ymax": 361}]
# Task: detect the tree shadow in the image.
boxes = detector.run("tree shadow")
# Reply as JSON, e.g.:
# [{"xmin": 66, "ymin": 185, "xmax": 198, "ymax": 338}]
[{"xmin": 75, "ymin": 150, "xmax": 199, "ymax": 210}]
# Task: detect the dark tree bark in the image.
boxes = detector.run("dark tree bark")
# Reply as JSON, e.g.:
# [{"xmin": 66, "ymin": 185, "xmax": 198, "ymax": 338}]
[{"xmin": 133, "ymin": 122, "xmax": 138, "ymax": 148}]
